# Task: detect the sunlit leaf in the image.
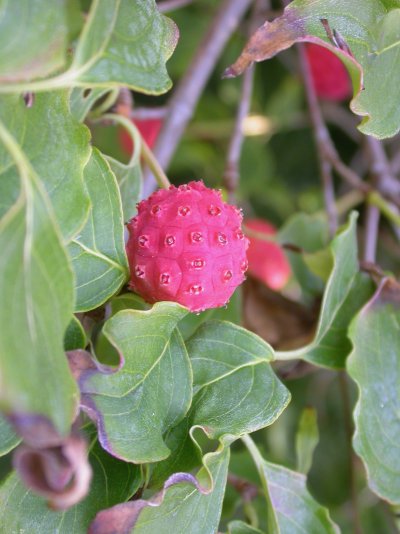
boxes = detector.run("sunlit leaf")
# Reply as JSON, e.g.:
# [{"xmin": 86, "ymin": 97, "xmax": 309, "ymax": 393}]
[
  {"xmin": 0, "ymin": 121, "xmax": 78, "ymax": 434},
  {"xmin": 0, "ymin": 0, "xmax": 70, "ymax": 83},
  {"xmin": 0, "ymin": 92, "xmax": 91, "ymax": 241}
]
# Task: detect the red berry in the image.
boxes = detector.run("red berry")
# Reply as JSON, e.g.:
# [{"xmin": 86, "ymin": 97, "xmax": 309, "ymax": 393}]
[
  {"xmin": 245, "ymin": 218, "xmax": 290, "ymax": 291},
  {"xmin": 119, "ymin": 118, "xmax": 163, "ymax": 155},
  {"xmin": 126, "ymin": 181, "xmax": 249, "ymax": 312},
  {"xmin": 305, "ymin": 43, "xmax": 352, "ymax": 102}
]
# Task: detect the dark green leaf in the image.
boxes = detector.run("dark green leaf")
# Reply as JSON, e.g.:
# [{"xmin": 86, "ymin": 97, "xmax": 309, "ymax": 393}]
[
  {"xmin": 64, "ymin": 316, "xmax": 87, "ymax": 351},
  {"xmin": 0, "ymin": 440, "xmax": 141, "ymax": 533},
  {"xmin": 347, "ymin": 278, "xmax": 400, "ymax": 504},
  {"xmin": 0, "ymin": 92, "xmax": 91, "ymax": 241},
  {"xmin": 150, "ymin": 321, "xmax": 290, "ymax": 486},
  {"xmin": 0, "ymin": 416, "xmax": 20, "ymax": 456},
  {"xmin": 277, "ymin": 213, "xmax": 374, "ymax": 368},
  {"xmin": 80, "ymin": 302, "xmax": 192, "ymax": 462},
  {"xmin": 68, "ymin": 148, "xmax": 128, "ymax": 312},
  {"xmin": 95, "ymin": 447, "xmax": 230, "ymax": 534},
  {"xmin": 0, "ymin": 121, "xmax": 78, "ymax": 434}
]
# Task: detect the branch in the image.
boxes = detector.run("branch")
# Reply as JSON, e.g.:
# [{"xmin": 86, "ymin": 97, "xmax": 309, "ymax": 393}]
[
  {"xmin": 297, "ymin": 42, "xmax": 337, "ymax": 236},
  {"xmin": 157, "ymin": 0, "xmax": 196, "ymax": 12},
  {"xmin": 143, "ymin": 0, "xmax": 254, "ymax": 196}
]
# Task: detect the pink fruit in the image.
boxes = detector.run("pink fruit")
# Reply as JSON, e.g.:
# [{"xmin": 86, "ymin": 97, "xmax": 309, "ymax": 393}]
[
  {"xmin": 245, "ymin": 218, "xmax": 290, "ymax": 291},
  {"xmin": 119, "ymin": 118, "xmax": 162, "ymax": 155},
  {"xmin": 126, "ymin": 181, "xmax": 249, "ymax": 312},
  {"xmin": 305, "ymin": 43, "xmax": 352, "ymax": 102}
]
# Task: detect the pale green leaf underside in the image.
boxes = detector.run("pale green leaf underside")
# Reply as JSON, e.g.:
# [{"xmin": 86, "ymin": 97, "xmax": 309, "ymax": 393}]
[
  {"xmin": 0, "ymin": 0, "xmax": 69, "ymax": 83},
  {"xmin": 0, "ymin": 91, "xmax": 91, "ymax": 241},
  {"xmin": 0, "ymin": 122, "xmax": 77, "ymax": 434},
  {"xmin": 81, "ymin": 303, "xmax": 192, "ymax": 462},
  {"xmin": 264, "ymin": 461, "xmax": 340, "ymax": 534},
  {"xmin": 347, "ymin": 282, "xmax": 400, "ymax": 503},
  {"xmin": 68, "ymin": 148, "xmax": 128, "ymax": 312},
  {"xmin": 0, "ymin": 440, "xmax": 140, "ymax": 533}
]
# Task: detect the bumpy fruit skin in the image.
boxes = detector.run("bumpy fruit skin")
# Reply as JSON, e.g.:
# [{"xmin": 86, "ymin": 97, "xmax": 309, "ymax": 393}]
[
  {"xmin": 246, "ymin": 218, "xmax": 290, "ymax": 291},
  {"xmin": 305, "ymin": 43, "xmax": 352, "ymax": 102},
  {"xmin": 119, "ymin": 118, "xmax": 162, "ymax": 155},
  {"xmin": 126, "ymin": 181, "xmax": 249, "ymax": 312}
]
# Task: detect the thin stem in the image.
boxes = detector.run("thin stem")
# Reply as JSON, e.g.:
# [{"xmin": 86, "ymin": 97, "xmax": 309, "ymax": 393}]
[
  {"xmin": 297, "ymin": 43, "xmax": 337, "ymax": 236},
  {"xmin": 338, "ymin": 371, "xmax": 363, "ymax": 534},
  {"xmin": 223, "ymin": 64, "xmax": 254, "ymax": 203},
  {"xmin": 363, "ymin": 205, "xmax": 380, "ymax": 262},
  {"xmin": 141, "ymin": 139, "xmax": 171, "ymax": 189},
  {"xmin": 143, "ymin": 0, "xmax": 253, "ymax": 196},
  {"xmin": 368, "ymin": 192, "xmax": 400, "ymax": 226}
]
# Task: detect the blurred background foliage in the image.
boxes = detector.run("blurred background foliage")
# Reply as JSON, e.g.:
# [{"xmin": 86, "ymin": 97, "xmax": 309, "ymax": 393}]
[{"xmin": 79, "ymin": 2, "xmax": 399, "ymax": 532}]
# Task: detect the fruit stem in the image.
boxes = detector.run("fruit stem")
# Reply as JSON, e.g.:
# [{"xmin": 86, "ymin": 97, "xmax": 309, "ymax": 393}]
[
  {"xmin": 140, "ymin": 138, "xmax": 171, "ymax": 189},
  {"xmin": 368, "ymin": 191, "xmax": 400, "ymax": 227}
]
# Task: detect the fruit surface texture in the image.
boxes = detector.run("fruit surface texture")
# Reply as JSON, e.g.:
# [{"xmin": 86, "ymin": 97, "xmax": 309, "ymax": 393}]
[{"xmin": 126, "ymin": 181, "xmax": 249, "ymax": 312}]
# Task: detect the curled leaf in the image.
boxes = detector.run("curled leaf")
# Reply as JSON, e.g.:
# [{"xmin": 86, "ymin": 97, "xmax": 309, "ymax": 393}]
[{"xmin": 10, "ymin": 414, "xmax": 92, "ymax": 510}]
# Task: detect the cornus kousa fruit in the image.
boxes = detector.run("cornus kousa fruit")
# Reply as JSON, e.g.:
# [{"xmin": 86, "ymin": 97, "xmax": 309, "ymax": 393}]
[
  {"xmin": 305, "ymin": 43, "xmax": 352, "ymax": 102},
  {"xmin": 126, "ymin": 181, "xmax": 249, "ymax": 312},
  {"xmin": 246, "ymin": 218, "xmax": 290, "ymax": 291}
]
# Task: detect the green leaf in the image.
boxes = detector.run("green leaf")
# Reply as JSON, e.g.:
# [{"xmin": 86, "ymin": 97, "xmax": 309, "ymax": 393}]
[
  {"xmin": 295, "ymin": 407, "xmax": 319, "ymax": 475},
  {"xmin": 243, "ymin": 435, "xmax": 340, "ymax": 534},
  {"xmin": 64, "ymin": 316, "xmax": 87, "ymax": 351},
  {"xmin": 227, "ymin": 0, "xmax": 400, "ymax": 138},
  {"xmin": 278, "ymin": 213, "xmax": 329, "ymax": 298},
  {"xmin": 188, "ymin": 322, "xmax": 290, "ymax": 438},
  {"xmin": 0, "ymin": 92, "xmax": 91, "ymax": 241},
  {"xmin": 0, "ymin": 416, "xmax": 20, "ymax": 456},
  {"xmin": 128, "ymin": 447, "xmax": 229, "ymax": 534},
  {"xmin": 0, "ymin": 121, "xmax": 78, "ymax": 434},
  {"xmin": 80, "ymin": 302, "xmax": 192, "ymax": 462},
  {"xmin": 277, "ymin": 213, "xmax": 374, "ymax": 368},
  {"xmin": 0, "ymin": 439, "xmax": 141, "ymax": 533},
  {"xmin": 347, "ymin": 278, "xmax": 400, "ymax": 504},
  {"xmin": 0, "ymin": 0, "xmax": 178, "ymax": 96},
  {"xmin": 228, "ymin": 521, "xmax": 264, "ymax": 534},
  {"xmin": 102, "ymin": 114, "xmax": 143, "ymax": 223},
  {"xmin": 70, "ymin": 87, "xmax": 111, "ymax": 122},
  {"xmin": 68, "ymin": 148, "xmax": 128, "ymax": 312},
  {"xmin": 0, "ymin": 0, "xmax": 69, "ymax": 83},
  {"xmin": 150, "ymin": 322, "xmax": 290, "ymax": 486}
]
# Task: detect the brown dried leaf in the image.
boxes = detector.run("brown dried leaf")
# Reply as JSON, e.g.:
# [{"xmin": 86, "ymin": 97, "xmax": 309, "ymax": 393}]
[{"xmin": 223, "ymin": 10, "xmax": 306, "ymax": 78}]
